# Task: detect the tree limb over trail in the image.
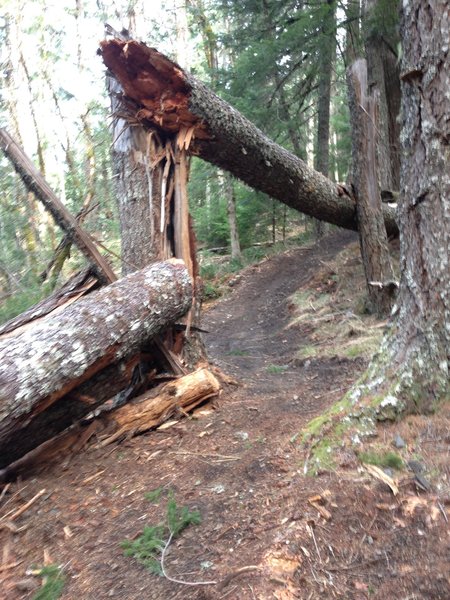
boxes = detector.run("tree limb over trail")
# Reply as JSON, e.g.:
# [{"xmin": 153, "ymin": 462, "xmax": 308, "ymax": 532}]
[{"xmin": 100, "ymin": 39, "xmax": 398, "ymax": 237}]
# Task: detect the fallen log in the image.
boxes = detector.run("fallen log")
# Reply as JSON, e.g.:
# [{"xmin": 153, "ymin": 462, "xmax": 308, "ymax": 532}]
[
  {"xmin": 0, "ymin": 368, "xmax": 220, "ymax": 482},
  {"xmin": 99, "ymin": 39, "xmax": 398, "ymax": 237},
  {"xmin": 0, "ymin": 267, "xmax": 100, "ymax": 338},
  {"xmin": 98, "ymin": 367, "xmax": 221, "ymax": 446},
  {"xmin": 0, "ymin": 260, "xmax": 192, "ymax": 468}
]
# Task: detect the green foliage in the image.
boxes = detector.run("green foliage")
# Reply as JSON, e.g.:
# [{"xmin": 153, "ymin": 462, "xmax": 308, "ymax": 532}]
[
  {"xmin": 202, "ymin": 281, "xmax": 222, "ymax": 300},
  {"xmin": 144, "ymin": 487, "xmax": 164, "ymax": 504},
  {"xmin": 121, "ymin": 524, "xmax": 167, "ymax": 575},
  {"xmin": 0, "ymin": 284, "xmax": 47, "ymax": 325},
  {"xmin": 359, "ymin": 450, "xmax": 404, "ymax": 470},
  {"xmin": 32, "ymin": 565, "xmax": 66, "ymax": 600},
  {"xmin": 365, "ymin": 0, "xmax": 400, "ymax": 43},
  {"xmin": 266, "ymin": 364, "xmax": 288, "ymax": 374},
  {"xmin": 121, "ymin": 494, "xmax": 201, "ymax": 575},
  {"xmin": 166, "ymin": 496, "xmax": 201, "ymax": 537}
]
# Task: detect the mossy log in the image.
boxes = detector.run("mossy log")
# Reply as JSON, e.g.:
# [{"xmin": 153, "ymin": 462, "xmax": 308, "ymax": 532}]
[{"xmin": 0, "ymin": 260, "xmax": 192, "ymax": 468}]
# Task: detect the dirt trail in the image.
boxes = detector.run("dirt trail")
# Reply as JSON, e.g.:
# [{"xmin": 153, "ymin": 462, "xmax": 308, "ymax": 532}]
[
  {"xmin": 204, "ymin": 230, "xmax": 357, "ymax": 392},
  {"xmin": 1, "ymin": 232, "xmax": 449, "ymax": 600}
]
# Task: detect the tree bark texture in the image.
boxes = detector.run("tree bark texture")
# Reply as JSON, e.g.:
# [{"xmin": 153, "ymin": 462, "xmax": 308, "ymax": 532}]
[
  {"xmin": 224, "ymin": 173, "xmax": 242, "ymax": 261},
  {"xmin": 0, "ymin": 260, "xmax": 192, "ymax": 467},
  {"xmin": 347, "ymin": 59, "xmax": 394, "ymax": 315},
  {"xmin": 108, "ymin": 75, "xmax": 164, "ymax": 275},
  {"xmin": 356, "ymin": 0, "xmax": 449, "ymax": 411},
  {"xmin": 99, "ymin": 40, "xmax": 398, "ymax": 237},
  {"xmin": 99, "ymin": 367, "xmax": 221, "ymax": 445},
  {"xmin": 0, "ymin": 127, "xmax": 117, "ymax": 284},
  {"xmin": 108, "ymin": 71, "xmax": 201, "ymax": 369},
  {"xmin": 364, "ymin": 0, "xmax": 401, "ymax": 191},
  {"xmin": 314, "ymin": 0, "xmax": 336, "ymax": 239}
]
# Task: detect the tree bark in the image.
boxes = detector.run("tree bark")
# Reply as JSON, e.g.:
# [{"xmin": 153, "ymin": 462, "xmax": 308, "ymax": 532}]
[
  {"xmin": 347, "ymin": 59, "xmax": 394, "ymax": 315},
  {"xmin": 350, "ymin": 0, "xmax": 449, "ymax": 412},
  {"xmin": 224, "ymin": 173, "xmax": 242, "ymax": 261},
  {"xmin": 99, "ymin": 367, "xmax": 221, "ymax": 445},
  {"xmin": 364, "ymin": 0, "xmax": 401, "ymax": 192},
  {"xmin": 99, "ymin": 40, "xmax": 398, "ymax": 237},
  {"xmin": 108, "ymin": 75, "xmax": 164, "ymax": 275},
  {"xmin": 314, "ymin": 0, "xmax": 336, "ymax": 239},
  {"xmin": 0, "ymin": 260, "xmax": 192, "ymax": 467}
]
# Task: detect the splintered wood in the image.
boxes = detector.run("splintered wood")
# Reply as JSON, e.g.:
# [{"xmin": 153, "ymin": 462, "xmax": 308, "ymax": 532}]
[
  {"xmin": 0, "ymin": 261, "xmax": 192, "ymax": 468},
  {"xmin": 99, "ymin": 368, "xmax": 220, "ymax": 446}
]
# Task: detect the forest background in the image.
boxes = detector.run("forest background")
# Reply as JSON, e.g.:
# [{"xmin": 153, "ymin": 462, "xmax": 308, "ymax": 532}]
[{"xmin": 0, "ymin": 0, "xmax": 396, "ymax": 322}]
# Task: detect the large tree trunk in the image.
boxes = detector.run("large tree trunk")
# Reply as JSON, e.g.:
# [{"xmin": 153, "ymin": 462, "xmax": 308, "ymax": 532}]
[
  {"xmin": 0, "ymin": 260, "xmax": 192, "ymax": 467},
  {"xmin": 347, "ymin": 59, "xmax": 394, "ymax": 316},
  {"xmin": 304, "ymin": 1, "xmax": 448, "ymax": 474},
  {"xmin": 313, "ymin": 0, "xmax": 336, "ymax": 239},
  {"xmin": 349, "ymin": 1, "xmax": 449, "ymax": 413},
  {"xmin": 108, "ymin": 75, "xmax": 164, "ymax": 275},
  {"xmin": 379, "ymin": 0, "xmax": 449, "ymax": 407},
  {"xmin": 99, "ymin": 40, "xmax": 398, "ymax": 237},
  {"xmin": 364, "ymin": 0, "xmax": 401, "ymax": 192}
]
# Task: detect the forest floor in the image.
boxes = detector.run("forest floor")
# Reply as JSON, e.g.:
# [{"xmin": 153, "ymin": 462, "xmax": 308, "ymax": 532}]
[{"xmin": 1, "ymin": 230, "xmax": 449, "ymax": 600}]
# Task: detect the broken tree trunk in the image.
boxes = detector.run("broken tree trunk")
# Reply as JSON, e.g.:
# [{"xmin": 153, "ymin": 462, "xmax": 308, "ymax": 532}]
[
  {"xmin": 347, "ymin": 59, "xmax": 395, "ymax": 315},
  {"xmin": 0, "ymin": 127, "xmax": 117, "ymax": 284},
  {"xmin": 0, "ymin": 260, "xmax": 192, "ymax": 468},
  {"xmin": 99, "ymin": 367, "xmax": 220, "ymax": 446},
  {"xmin": 99, "ymin": 39, "xmax": 398, "ymax": 237},
  {"xmin": 0, "ymin": 368, "xmax": 221, "ymax": 482}
]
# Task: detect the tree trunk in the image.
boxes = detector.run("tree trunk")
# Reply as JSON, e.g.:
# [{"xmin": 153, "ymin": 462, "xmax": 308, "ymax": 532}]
[
  {"xmin": 364, "ymin": 0, "xmax": 401, "ymax": 191},
  {"xmin": 99, "ymin": 367, "xmax": 221, "ymax": 446},
  {"xmin": 314, "ymin": 0, "xmax": 336, "ymax": 239},
  {"xmin": 107, "ymin": 53, "xmax": 202, "ymax": 370},
  {"xmin": 0, "ymin": 260, "xmax": 192, "ymax": 467},
  {"xmin": 224, "ymin": 174, "xmax": 242, "ymax": 261},
  {"xmin": 99, "ymin": 40, "xmax": 398, "ymax": 237},
  {"xmin": 0, "ymin": 367, "xmax": 221, "ymax": 481},
  {"xmin": 351, "ymin": 0, "xmax": 449, "ymax": 412},
  {"xmin": 345, "ymin": 0, "xmax": 362, "ymax": 65},
  {"xmin": 347, "ymin": 59, "xmax": 394, "ymax": 315},
  {"xmin": 108, "ymin": 74, "xmax": 164, "ymax": 275}
]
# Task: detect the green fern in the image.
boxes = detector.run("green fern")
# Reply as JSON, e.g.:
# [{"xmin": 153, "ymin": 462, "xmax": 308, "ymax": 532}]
[
  {"xmin": 32, "ymin": 565, "xmax": 65, "ymax": 600},
  {"xmin": 122, "ymin": 495, "xmax": 201, "ymax": 574}
]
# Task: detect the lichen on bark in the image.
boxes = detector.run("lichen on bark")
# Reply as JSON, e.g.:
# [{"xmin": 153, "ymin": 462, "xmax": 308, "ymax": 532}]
[{"xmin": 302, "ymin": 0, "xmax": 449, "ymax": 473}]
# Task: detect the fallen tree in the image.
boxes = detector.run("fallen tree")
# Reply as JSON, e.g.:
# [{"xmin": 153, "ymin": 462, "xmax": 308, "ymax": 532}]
[
  {"xmin": 98, "ymin": 367, "xmax": 221, "ymax": 446},
  {"xmin": 0, "ymin": 368, "xmax": 221, "ymax": 482},
  {"xmin": 100, "ymin": 39, "xmax": 398, "ymax": 237},
  {"xmin": 0, "ymin": 259, "xmax": 192, "ymax": 467}
]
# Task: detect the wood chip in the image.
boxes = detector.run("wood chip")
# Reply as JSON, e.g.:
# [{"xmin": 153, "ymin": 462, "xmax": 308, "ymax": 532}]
[
  {"xmin": 1, "ymin": 489, "xmax": 46, "ymax": 522},
  {"xmin": 365, "ymin": 465, "xmax": 399, "ymax": 495},
  {"xmin": 63, "ymin": 526, "xmax": 73, "ymax": 538},
  {"xmin": 157, "ymin": 419, "xmax": 179, "ymax": 430},
  {"xmin": 309, "ymin": 500, "xmax": 332, "ymax": 521},
  {"xmin": 82, "ymin": 470, "xmax": 106, "ymax": 484}
]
